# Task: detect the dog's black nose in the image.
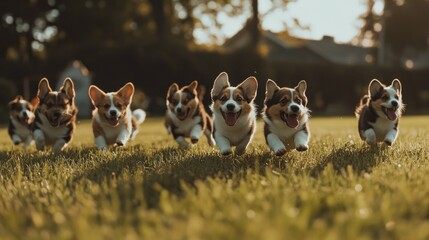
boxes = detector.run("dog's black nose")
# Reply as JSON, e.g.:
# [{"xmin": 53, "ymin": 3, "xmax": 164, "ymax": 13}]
[
  {"xmin": 176, "ymin": 107, "xmax": 182, "ymax": 113},
  {"xmin": 291, "ymin": 105, "xmax": 299, "ymax": 113},
  {"xmin": 391, "ymin": 101, "xmax": 398, "ymax": 107},
  {"xmin": 226, "ymin": 104, "xmax": 235, "ymax": 111},
  {"xmin": 53, "ymin": 111, "xmax": 61, "ymax": 118},
  {"xmin": 109, "ymin": 110, "xmax": 117, "ymax": 116}
]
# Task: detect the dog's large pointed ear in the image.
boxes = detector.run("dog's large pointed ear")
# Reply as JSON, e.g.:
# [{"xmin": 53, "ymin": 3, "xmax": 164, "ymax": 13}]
[
  {"xmin": 30, "ymin": 97, "xmax": 39, "ymax": 109},
  {"xmin": 265, "ymin": 79, "xmax": 280, "ymax": 100},
  {"xmin": 211, "ymin": 72, "xmax": 230, "ymax": 100},
  {"xmin": 117, "ymin": 82, "xmax": 135, "ymax": 105},
  {"xmin": 295, "ymin": 80, "xmax": 308, "ymax": 106},
  {"xmin": 187, "ymin": 81, "xmax": 198, "ymax": 93},
  {"xmin": 88, "ymin": 85, "xmax": 106, "ymax": 107},
  {"xmin": 60, "ymin": 78, "xmax": 75, "ymax": 99},
  {"xmin": 167, "ymin": 83, "xmax": 179, "ymax": 99},
  {"xmin": 238, "ymin": 76, "xmax": 258, "ymax": 102},
  {"xmin": 391, "ymin": 79, "xmax": 402, "ymax": 93},
  {"xmin": 37, "ymin": 78, "xmax": 52, "ymax": 100},
  {"xmin": 369, "ymin": 79, "xmax": 383, "ymax": 98}
]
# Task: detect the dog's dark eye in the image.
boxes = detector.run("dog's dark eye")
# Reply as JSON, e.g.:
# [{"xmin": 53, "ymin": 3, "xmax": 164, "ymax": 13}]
[
  {"xmin": 220, "ymin": 96, "xmax": 228, "ymax": 102},
  {"xmin": 295, "ymin": 99, "xmax": 301, "ymax": 104},
  {"xmin": 116, "ymin": 104, "xmax": 122, "ymax": 108},
  {"xmin": 104, "ymin": 104, "xmax": 110, "ymax": 109},
  {"xmin": 46, "ymin": 102, "xmax": 54, "ymax": 108},
  {"xmin": 280, "ymin": 99, "xmax": 289, "ymax": 105},
  {"xmin": 382, "ymin": 95, "xmax": 389, "ymax": 101},
  {"xmin": 394, "ymin": 94, "xmax": 399, "ymax": 99},
  {"xmin": 236, "ymin": 96, "xmax": 243, "ymax": 102}
]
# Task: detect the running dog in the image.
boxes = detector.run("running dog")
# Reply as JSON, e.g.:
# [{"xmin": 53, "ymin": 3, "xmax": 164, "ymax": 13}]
[
  {"xmin": 165, "ymin": 81, "xmax": 215, "ymax": 148},
  {"xmin": 210, "ymin": 72, "xmax": 258, "ymax": 155},
  {"xmin": 33, "ymin": 78, "xmax": 78, "ymax": 153},
  {"xmin": 263, "ymin": 79, "xmax": 310, "ymax": 156},
  {"xmin": 8, "ymin": 95, "xmax": 38, "ymax": 149},
  {"xmin": 89, "ymin": 82, "xmax": 146, "ymax": 150},
  {"xmin": 355, "ymin": 79, "xmax": 404, "ymax": 146}
]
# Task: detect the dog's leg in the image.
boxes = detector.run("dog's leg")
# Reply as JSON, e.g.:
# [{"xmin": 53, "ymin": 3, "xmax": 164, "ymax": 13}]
[
  {"xmin": 214, "ymin": 132, "xmax": 232, "ymax": 155},
  {"xmin": 294, "ymin": 130, "xmax": 309, "ymax": 152},
  {"xmin": 363, "ymin": 128, "xmax": 377, "ymax": 145},
  {"xmin": 95, "ymin": 135, "xmax": 108, "ymax": 150},
  {"xmin": 33, "ymin": 129, "xmax": 45, "ymax": 151},
  {"xmin": 116, "ymin": 126, "xmax": 131, "ymax": 146},
  {"xmin": 235, "ymin": 134, "xmax": 253, "ymax": 156},
  {"xmin": 23, "ymin": 135, "xmax": 33, "ymax": 150},
  {"xmin": 384, "ymin": 129, "xmax": 398, "ymax": 146},
  {"xmin": 204, "ymin": 128, "xmax": 216, "ymax": 147},
  {"xmin": 267, "ymin": 133, "xmax": 287, "ymax": 156},
  {"xmin": 175, "ymin": 136, "xmax": 191, "ymax": 148},
  {"xmin": 53, "ymin": 139, "xmax": 67, "ymax": 153},
  {"xmin": 11, "ymin": 134, "xmax": 22, "ymax": 145},
  {"xmin": 190, "ymin": 125, "xmax": 203, "ymax": 144}
]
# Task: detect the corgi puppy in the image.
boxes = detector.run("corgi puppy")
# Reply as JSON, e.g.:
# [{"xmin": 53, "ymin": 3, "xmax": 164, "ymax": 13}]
[
  {"xmin": 210, "ymin": 72, "xmax": 258, "ymax": 155},
  {"xmin": 263, "ymin": 79, "xmax": 310, "ymax": 156},
  {"xmin": 8, "ymin": 95, "xmax": 39, "ymax": 149},
  {"xmin": 33, "ymin": 78, "xmax": 78, "ymax": 153},
  {"xmin": 356, "ymin": 79, "xmax": 404, "ymax": 146},
  {"xmin": 89, "ymin": 82, "xmax": 146, "ymax": 150},
  {"xmin": 165, "ymin": 81, "xmax": 215, "ymax": 148}
]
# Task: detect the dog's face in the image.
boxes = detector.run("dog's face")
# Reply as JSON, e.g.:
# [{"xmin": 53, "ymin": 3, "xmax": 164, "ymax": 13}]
[
  {"xmin": 89, "ymin": 82, "xmax": 134, "ymax": 126},
  {"xmin": 166, "ymin": 81, "xmax": 199, "ymax": 121},
  {"xmin": 37, "ymin": 78, "xmax": 76, "ymax": 127},
  {"xmin": 211, "ymin": 72, "xmax": 258, "ymax": 126},
  {"xmin": 368, "ymin": 79, "xmax": 403, "ymax": 121},
  {"xmin": 264, "ymin": 79, "xmax": 308, "ymax": 128},
  {"xmin": 8, "ymin": 95, "xmax": 38, "ymax": 126}
]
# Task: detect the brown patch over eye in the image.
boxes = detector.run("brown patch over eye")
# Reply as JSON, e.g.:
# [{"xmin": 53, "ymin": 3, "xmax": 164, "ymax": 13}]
[
  {"xmin": 280, "ymin": 97, "xmax": 290, "ymax": 105},
  {"xmin": 220, "ymin": 95, "xmax": 228, "ymax": 102},
  {"xmin": 382, "ymin": 94, "xmax": 389, "ymax": 101}
]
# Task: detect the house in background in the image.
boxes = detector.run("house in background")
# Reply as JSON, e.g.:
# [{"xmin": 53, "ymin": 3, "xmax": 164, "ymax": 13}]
[
  {"xmin": 224, "ymin": 24, "xmax": 429, "ymax": 70},
  {"xmin": 223, "ymin": 26, "xmax": 377, "ymax": 66}
]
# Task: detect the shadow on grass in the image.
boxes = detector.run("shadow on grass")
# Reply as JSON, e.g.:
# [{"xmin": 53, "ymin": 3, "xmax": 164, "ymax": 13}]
[
  {"xmin": 71, "ymin": 146, "xmax": 289, "ymax": 208},
  {"xmin": 310, "ymin": 143, "xmax": 382, "ymax": 177}
]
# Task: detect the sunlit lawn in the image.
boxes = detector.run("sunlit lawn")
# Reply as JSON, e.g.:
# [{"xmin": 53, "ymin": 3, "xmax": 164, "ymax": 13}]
[{"xmin": 0, "ymin": 116, "xmax": 429, "ymax": 239}]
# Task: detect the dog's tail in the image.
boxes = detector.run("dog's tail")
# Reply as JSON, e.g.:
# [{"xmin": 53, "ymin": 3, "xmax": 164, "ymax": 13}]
[
  {"xmin": 355, "ymin": 95, "xmax": 370, "ymax": 117},
  {"xmin": 197, "ymin": 85, "xmax": 206, "ymax": 101},
  {"xmin": 133, "ymin": 109, "xmax": 146, "ymax": 124}
]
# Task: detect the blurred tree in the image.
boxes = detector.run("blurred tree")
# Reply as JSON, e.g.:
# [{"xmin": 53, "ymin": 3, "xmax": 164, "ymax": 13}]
[{"xmin": 359, "ymin": 0, "xmax": 429, "ymax": 66}]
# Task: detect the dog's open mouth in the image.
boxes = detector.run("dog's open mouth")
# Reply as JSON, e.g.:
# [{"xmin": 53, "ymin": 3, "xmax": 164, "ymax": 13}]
[
  {"xmin": 105, "ymin": 115, "xmax": 120, "ymax": 126},
  {"xmin": 49, "ymin": 115, "xmax": 62, "ymax": 128},
  {"xmin": 221, "ymin": 110, "xmax": 241, "ymax": 126},
  {"xmin": 176, "ymin": 109, "xmax": 189, "ymax": 121},
  {"xmin": 280, "ymin": 112, "xmax": 299, "ymax": 128},
  {"xmin": 382, "ymin": 106, "xmax": 398, "ymax": 121},
  {"xmin": 18, "ymin": 116, "xmax": 30, "ymax": 126}
]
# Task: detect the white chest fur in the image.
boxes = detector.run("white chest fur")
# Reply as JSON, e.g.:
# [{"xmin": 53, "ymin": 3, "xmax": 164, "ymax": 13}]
[
  {"xmin": 213, "ymin": 111, "xmax": 256, "ymax": 146},
  {"xmin": 370, "ymin": 117, "xmax": 397, "ymax": 141},
  {"xmin": 36, "ymin": 114, "xmax": 69, "ymax": 145},
  {"xmin": 167, "ymin": 110, "xmax": 200, "ymax": 137}
]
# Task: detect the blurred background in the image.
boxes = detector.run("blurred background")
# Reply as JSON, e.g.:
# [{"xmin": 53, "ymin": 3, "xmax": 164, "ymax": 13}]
[{"xmin": 0, "ymin": 0, "xmax": 428, "ymax": 121}]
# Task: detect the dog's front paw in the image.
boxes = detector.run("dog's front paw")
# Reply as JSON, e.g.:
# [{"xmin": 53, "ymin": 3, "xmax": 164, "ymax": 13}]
[
  {"xmin": 35, "ymin": 140, "xmax": 45, "ymax": 151},
  {"xmin": 296, "ymin": 145, "xmax": 308, "ymax": 152},
  {"xmin": 191, "ymin": 138, "xmax": 199, "ymax": 144},
  {"xmin": 13, "ymin": 140, "xmax": 20, "ymax": 145},
  {"xmin": 275, "ymin": 148, "xmax": 287, "ymax": 156},
  {"xmin": 383, "ymin": 140, "xmax": 393, "ymax": 147},
  {"xmin": 221, "ymin": 149, "xmax": 232, "ymax": 156}
]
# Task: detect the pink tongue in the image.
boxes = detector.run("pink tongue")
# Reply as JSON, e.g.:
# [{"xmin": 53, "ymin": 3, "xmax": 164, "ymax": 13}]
[
  {"xmin": 225, "ymin": 113, "xmax": 238, "ymax": 126},
  {"xmin": 386, "ymin": 108, "xmax": 397, "ymax": 121},
  {"xmin": 108, "ymin": 118, "xmax": 119, "ymax": 126},
  {"xmin": 286, "ymin": 117, "xmax": 299, "ymax": 128}
]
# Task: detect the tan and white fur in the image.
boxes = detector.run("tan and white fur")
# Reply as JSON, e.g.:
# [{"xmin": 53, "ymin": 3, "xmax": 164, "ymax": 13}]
[
  {"xmin": 8, "ymin": 96, "xmax": 39, "ymax": 149},
  {"xmin": 33, "ymin": 78, "xmax": 77, "ymax": 153},
  {"xmin": 210, "ymin": 72, "xmax": 258, "ymax": 155},
  {"xmin": 89, "ymin": 82, "xmax": 146, "ymax": 150},
  {"xmin": 263, "ymin": 79, "xmax": 310, "ymax": 156},
  {"xmin": 356, "ymin": 79, "xmax": 404, "ymax": 146},
  {"xmin": 165, "ymin": 81, "xmax": 215, "ymax": 148}
]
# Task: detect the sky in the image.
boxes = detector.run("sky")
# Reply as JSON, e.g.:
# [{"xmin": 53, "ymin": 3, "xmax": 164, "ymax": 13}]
[{"xmin": 193, "ymin": 0, "xmax": 384, "ymax": 45}]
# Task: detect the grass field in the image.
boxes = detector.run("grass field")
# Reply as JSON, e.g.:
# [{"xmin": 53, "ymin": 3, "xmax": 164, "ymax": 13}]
[{"xmin": 0, "ymin": 116, "xmax": 429, "ymax": 239}]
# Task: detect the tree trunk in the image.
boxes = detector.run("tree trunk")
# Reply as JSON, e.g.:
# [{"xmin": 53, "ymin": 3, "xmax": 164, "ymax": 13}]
[
  {"xmin": 249, "ymin": 0, "xmax": 260, "ymax": 47},
  {"xmin": 149, "ymin": 0, "xmax": 168, "ymax": 44}
]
